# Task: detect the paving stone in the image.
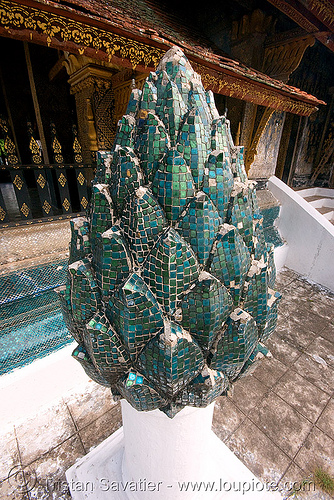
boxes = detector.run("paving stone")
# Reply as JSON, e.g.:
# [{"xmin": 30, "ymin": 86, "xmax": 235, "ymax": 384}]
[
  {"xmin": 228, "ymin": 374, "xmax": 269, "ymax": 415},
  {"xmin": 306, "ymin": 336, "xmax": 334, "ymax": 369},
  {"xmin": 250, "ymin": 392, "xmax": 312, "ymax": 458},
  {"xmin": 0, "ymin": 427, "xmax": 20, "ymax": 482},
  {"xmin": 252, "ymin": 356, "xmax": 288, "ymax": 388},
  {"xmin": 15, "ymin": 401, "xmax": 76, "ymax": 466},
  {"xmin": 307, "ymin": 293, "xmax": 334, "ymax": 323},
  {"xmin": 226, "ymin": 418, "xmax": 291, "ymax": 484},
  {"xmin": 294, "ymin": 427, "xmax": 334, "ymax": 476},
  {"xmin": 26, "ymin": 434, "xmax": 85, "ymax": 500},
  {"xmin": 212, "ymin": 396, "xmax": 246, "ymax": 442},
  {"xmin": 275, "ymin": 316, "xmax": 317, "ymax": 350},
  {"xmin": 79, "ymin": 404, "xmax": 122, "ymax": 452},
  {"xmin": 318, "ymin": 322, "xmax": 334, "ymax": 344},
  {"xmin": 316, "ymin": 399, "xmax": 334, "ymax": 441},
  {"xmin": 278, "ymin": 280, "xmax": 317, "ymax": 314},
  {"xmin": 292, "ymin": 308, "xmax": 330, "ymax": 337},
  {"xmin": 265, "ymin": 333, "xmax": 301, "ymax": 366},
  {"xmin": 273, "ymin": 371, "xmax": 330, "ymax": 423},
  {"xmin": 293, "ymin": 353, "xmax": 334, "ymax": 395},
  {"xmin": 0, "ymin": 477, "xmax": 30, "ymax": 499},
  {"xmin": 274, "ymin": 268, "xmax": 299, "ymax": 288},
  {"xmin": 279, "ymin": 462, "xmax": 316, "ymax": 499},
  {"xmin": 64, "ymin": 380, "xmax": 117, "ymax": 430}
]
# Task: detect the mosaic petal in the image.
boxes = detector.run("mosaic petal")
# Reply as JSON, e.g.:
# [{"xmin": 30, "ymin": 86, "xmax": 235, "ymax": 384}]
[
  {"xmin": 88, "ymin": 184, "xmax": 115, "ymax": 253},
  {"xmin": 113, "ymin": 114, "xmax": 136, "ymax": 149},
  {"xmin": 142, "ymin": 228, "xmax": 199, "ymax": 314},
  {"xmin": 176, "ymin": 191, "xmax": 222, "ymax": 265},
  {"xmin": 107, "ymin": 273, "xmax": 164, "ymax": 360},
  {"xmin": 68, "ymin": 258, "xmax": 101, "ymax": 326},
  {"xmin": 121, "ymin": 187, "xmax": 168, "ymax": 264},
  {"xmin": 227, "ymin": 181, "xmax": 254, "ymax": 254},
  {"xmin": 209, "ymin": 308, "xmax": 258, "ymax": 380},
  {"xmin": 176, "ymin": 108, "xmax": 207, "ymax": 188},
  {"xmin": 109, "ymin": 146, "xmax": 143, "ymax": 216},
  {"xmin": 95, "ymin": 151, "xmax": 113, "ymax": 184},
  {"xmin": 85, "ymin": 312, "xmax": 131, "ymax": 382},
  {"xmin": 137, "ymin": 81, "xmax": 157, "ymax": 121},
  {"xmin": 93, "ymin": 225, "xmax": 132, "ymax": 300},
  {"xmin": 69, "ymin": 217, "xmax": 91, "ymax": 264},
  {"xmin": 134, "ymin": 112, "xmax": 170, "ymax": 183},
  {"xmin": 259, "ymin": 289, "xmax": 281, "ymax": 342},
  {"xmin": 117, "ymin": 371, "xmax": 167, "ymax": 411},
  {"xmin": 126, "ymin": 88, "xmax": 142, "ymax": 117},
  {"xmin": 179, "ymin": 271, "xmax": 233, "ymax": 352},
  {"xmin": 209, "ymin": 224, "xmax": 251, "ymax": 306},
  {"xmin": 137, "ymin": 319, "xmax": 204, "ymax": 398},
  {"xmin": 241, "ymin": 259, "xmax": 268, "ymax": 330},
  {"xmin": 156, "ymin": 81, "xmax": 188, "ymax": 146},
  {"xmin": 202, "ymin": 150, "xmax": 234, "ymax": 221},
  {"xmin": 175, "ymin": 365, "xmax": 228, "ymax": 407},
  {"xmin": 152, "ymin": 149, "xmax": 195, "ymax": 223},
  {"xmin": 72, "ymin": 345, "xmax": 110, "ymax": 387},
  {"xmin": 230, "ymin": 146, "xmax": 248, "ymax": 183},
  {"xmin": 211, "ymin": 116, "xmax": 229, "ymax": 152}
]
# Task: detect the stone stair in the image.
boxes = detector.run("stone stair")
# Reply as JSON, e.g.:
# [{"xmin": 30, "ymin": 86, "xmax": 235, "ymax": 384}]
[{"xmin": 296, "ymin": 187, "xmax": 334, "ymax": 224}]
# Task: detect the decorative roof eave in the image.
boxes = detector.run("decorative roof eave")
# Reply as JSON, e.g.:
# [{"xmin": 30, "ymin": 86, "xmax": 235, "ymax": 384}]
[
  {"xmin": 0, "ymin": 0, "xmax": 325, "ymax": 116},
  {"xmin": 266, "ymin": 0, "xmax": 334, "ymax": 53}
]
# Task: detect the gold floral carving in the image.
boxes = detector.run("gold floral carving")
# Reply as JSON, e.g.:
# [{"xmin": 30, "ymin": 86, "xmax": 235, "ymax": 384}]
[
  {"xmin": 0, "ymin": 0, "xmax": 163, "ymax": 69},
  {"xmin": 0, "ymin": 206, "xmax": 6, "ymax": 221},
  {"xmin": 194, "ymin": 62, "xmax": 318, "ymax": 116}
]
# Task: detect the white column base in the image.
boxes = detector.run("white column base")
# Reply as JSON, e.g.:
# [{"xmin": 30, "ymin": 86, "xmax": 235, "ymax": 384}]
[{"xmin": 66, "ymin": 401, "xmax": 282, "ymax": 499}]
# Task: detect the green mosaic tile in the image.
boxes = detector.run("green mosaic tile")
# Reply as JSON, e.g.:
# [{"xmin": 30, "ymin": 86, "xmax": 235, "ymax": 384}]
[
  {"xmin": 68, "ymin": 258, "xmax": 101, "ymax": 327},
  {"xmin": 72, "ymin": 344, "xmax": 110, "ymax": 387},
  {"xmin": 93, "ymin": 225, "xmax": 133, "ymax": 300},
  {"xmin": 95, "ymin": 151, "xmax": 113, "ymax": 184},
  {"xmin": 69, "ymin": 217, "xmax": 91, "ymax": 265},
  {"xmin": 142, "ymin": 228, "xmax": 199, "ymax": 314},
  {"xmin": 227, "ymin": 182, "xmax": 254, "ymax": 254},
  {"xmin": 137, "ymin": 319, "xmax": 204, "ymax": 398},
  {"xmin": 134, "ymin": 112, "xmax": 169, "ymax": 183},
  {"xmin": 156, "ymin": 81, "xmax": 187, "ymax": 146},
  {"xmin": 209, "ymin": 308, "xmax": 258, "ymax": 380},
  {"xmin": 88, "ymin": 184, "xmax": 115, "ymax": 253},
  {"xmin": 113, "ymin": 114, "xmax": 136, "ymax": 149},
  {"xmin": 175, "ymin": 366, "xmax": 228, "ymax": 407},
  {"xmin": 107, "ymin": 272, "xmax": 164, "ymax": 359},
  {"xmin": 230, "ymin": 146, "xmax": 248, "ymax": 183},
  {"xmin": 121, "ymin": 186, "xmax": 167, "ymax": 264},
  {"xmin": 202, "ymin": 150, "xmax": 234, "ymax": 221},
  {"xmin": 176, "ymin": 108, "xmax": 208, "ymax": 188},
  {"xmin": 151, "ymin": 149, "xmax": 195, "ymax": 223},
  {"xmin": 211, "ymin": 117, "xmax": 229, "ymax": 152},
  {"xmin": 110, "ymin": 146, "xmax": 143, "ymax": 216},
  {"xmin": 209, "ymin": 224, "xmax": 251, "ymax": 306},
  {"xmin": 258, "ymin": 288, "xmax": 282, "ymax": 342},
  {"xmin": 241, "ymin": 259, "xmax": 268, "ymax": 330},
  {"xmin": 176, "ymin": 191, "xmax": 222, "ymax": 266},
  {"xmin": 85, "ymin": 312, "xmax": 131, "ymax": 382},
  {"xmin": 126, "ymin": 88, "xmax": 142, "ymax": 117},
  {"xmin": 180, "ymin": 271, "xmax": 233, "ymax": 352},
  {"xmin": 117, "ymin": 371, "xmax": 167, "ymax": 412}
]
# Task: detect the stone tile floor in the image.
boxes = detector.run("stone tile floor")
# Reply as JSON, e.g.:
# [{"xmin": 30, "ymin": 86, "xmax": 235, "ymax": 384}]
[{"xmin": 0, "ymin": 268, "xmax": 333, "ymax": 499}]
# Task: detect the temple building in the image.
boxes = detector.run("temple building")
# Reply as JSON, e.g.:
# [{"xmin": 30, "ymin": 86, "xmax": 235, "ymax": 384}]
[{"xmin": 0, "ymin": 0, "xmax": 333, "ymax": 226}]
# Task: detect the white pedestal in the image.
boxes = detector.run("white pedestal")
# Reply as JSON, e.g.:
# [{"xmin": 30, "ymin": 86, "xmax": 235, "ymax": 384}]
[{"xmin": 66, "ymin": 400, "xmax": 282, "ymax": 499}]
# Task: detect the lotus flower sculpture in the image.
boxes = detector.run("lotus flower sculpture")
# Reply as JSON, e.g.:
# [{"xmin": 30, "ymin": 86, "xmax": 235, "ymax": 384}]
[{"xmin": 58, "ymin": 47, "xmax": 281, "ymax": 418}]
